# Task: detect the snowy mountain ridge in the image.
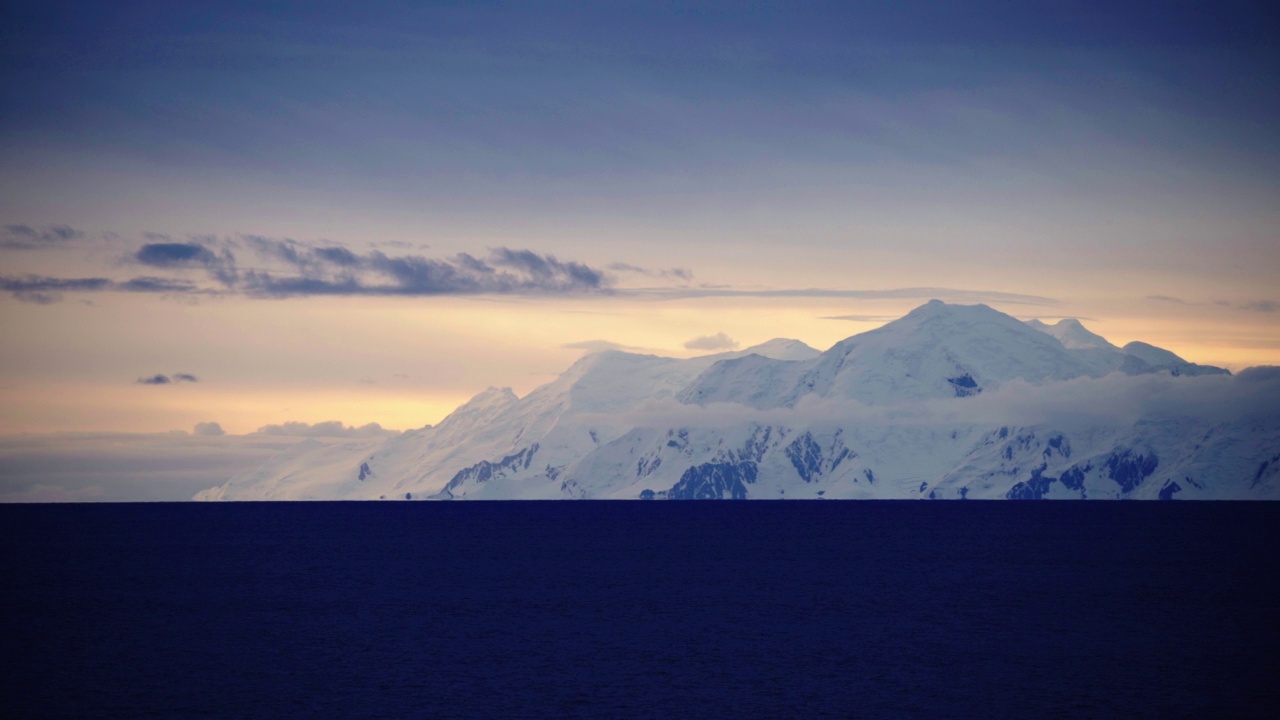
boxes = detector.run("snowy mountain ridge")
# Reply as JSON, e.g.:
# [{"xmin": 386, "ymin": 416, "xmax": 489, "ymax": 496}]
[{"xmin": 196, "ymin": 301, "xmax": 1280, "ymax": 501}]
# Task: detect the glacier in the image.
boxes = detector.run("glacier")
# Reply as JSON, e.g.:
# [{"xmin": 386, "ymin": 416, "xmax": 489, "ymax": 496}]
[{"xmin": 196, "ymin": 301, "xmax": 1280, "ymax": 501}]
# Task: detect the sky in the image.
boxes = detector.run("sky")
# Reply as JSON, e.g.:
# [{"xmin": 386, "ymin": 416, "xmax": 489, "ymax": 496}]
[{"xmin": 2, "ymin": 0, "xmax": 1278, "ymax": 440}]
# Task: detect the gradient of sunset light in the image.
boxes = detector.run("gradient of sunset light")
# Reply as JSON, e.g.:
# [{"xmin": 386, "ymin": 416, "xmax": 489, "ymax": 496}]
[{"xmin": 1, "ymin": 1, "xmax": 1276, "ymax": 434}]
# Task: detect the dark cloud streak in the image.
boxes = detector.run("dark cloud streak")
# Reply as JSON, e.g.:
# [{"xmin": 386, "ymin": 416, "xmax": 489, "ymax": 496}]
[
  {"xmin": 233, "ymin": 241, "xmax": 609, "ymax": 298},
  {"xmin": 1, "ymin": 274, "xmax": 203, "ymax": 303},
  {"xmin": 1, "ymin": 224, "xmax": 84, "ymax": 249},
  {"xmin": 136, "ymin": 373, "xmax": 197, "ymax": 385}
]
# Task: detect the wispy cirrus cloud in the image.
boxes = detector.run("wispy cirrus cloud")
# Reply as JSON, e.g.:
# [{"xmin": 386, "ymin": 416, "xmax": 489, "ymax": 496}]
[
  {"xmin": 821, "ymin": 314, "xmax": 902, "ymax": 323},
  {"xmin": 634, "ymin": 287, "xmax": 1062, "ymax": 307},
  {"xmin": 607, "ymin": 262, "xmax": 694, "ymax": 283},
  {"xmin": 1240, "ymin": 300, "xmax": 1277, "ymax": 313},
  {"xmin": 1147, "ymin": 295, "xmax": 1277, "ymax": 313}
]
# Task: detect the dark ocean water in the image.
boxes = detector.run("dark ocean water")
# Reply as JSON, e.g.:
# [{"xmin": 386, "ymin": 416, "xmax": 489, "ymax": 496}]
[{"xmin": 3, "ymin": 501, "xmax": 1277, "ymax": 719}]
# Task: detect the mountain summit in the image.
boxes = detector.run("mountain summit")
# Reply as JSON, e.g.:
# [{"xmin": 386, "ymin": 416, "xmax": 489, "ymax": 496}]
[
  {"xmin": 683, "ymin": 300, "xmax": 1099, "ymax": 408},
  {"xmin": 197, "ymin": 301, "xmax": 1277, "ymax": 502}
]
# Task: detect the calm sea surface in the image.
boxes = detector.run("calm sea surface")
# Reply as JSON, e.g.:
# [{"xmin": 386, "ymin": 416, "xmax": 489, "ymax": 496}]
[{"xmin": 3, "ymin": 501, "xmax": 1277, "ymax": 718}]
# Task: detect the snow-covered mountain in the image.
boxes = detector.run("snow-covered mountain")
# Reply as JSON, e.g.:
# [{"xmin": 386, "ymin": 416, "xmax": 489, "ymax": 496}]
[
  {"xmin": 197, "ymin": 301, "xmax": 1279, "ymax": 501},
  {"xmin": 197, "ymin": 338, "xmax": 821, "ymax": 501}
]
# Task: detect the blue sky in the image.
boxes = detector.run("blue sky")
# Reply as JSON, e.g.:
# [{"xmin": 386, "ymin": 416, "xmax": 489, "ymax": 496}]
[{"xmin": 1, "ymin": 1, "xmax": 1278, "ymax": 436}]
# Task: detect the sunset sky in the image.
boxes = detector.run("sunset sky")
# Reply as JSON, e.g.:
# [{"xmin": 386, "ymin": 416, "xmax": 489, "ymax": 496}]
[{"xmin": 2, "ymin": 1, "xmax": 1277, "ymax": 436}]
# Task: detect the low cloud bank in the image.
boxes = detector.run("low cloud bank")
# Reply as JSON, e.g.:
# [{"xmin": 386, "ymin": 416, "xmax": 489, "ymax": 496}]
[
  {"xmin": 573, "ymin": 370, "xmax": 1280, "ymax": 436},
  {"xmin": 252, "ymin": 421, "xmax": 399, "ymax": 438},
  {"xmin": 0, "ymin": 432, "xmax": 309, "ymax": 502},
  {"xmin": 684, "ymin": 332, "xmax": 738, "ymax": 351},
  {"xmin": 193, "ymin": 421, "xmax": 225, "ymax": 436}
]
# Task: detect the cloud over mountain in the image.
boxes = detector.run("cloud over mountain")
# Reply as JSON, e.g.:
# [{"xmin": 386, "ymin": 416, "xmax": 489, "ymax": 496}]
[{"xmin": 684, "ymin": 332, "xmax": 738, "ymax": 351}]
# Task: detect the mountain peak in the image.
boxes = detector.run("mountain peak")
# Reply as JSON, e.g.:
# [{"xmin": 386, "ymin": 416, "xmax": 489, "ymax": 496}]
[
  {"xmin": 1121, "ymin": 341, "xmax": 1230, "ymax": 377},
  {"xmin": 1026, "ymin": 317, "xmax": 1117, "ymax": 350},
  {"xmin": 1123, "ymin": 341, "xmax": 1186, "ymax": 365},
  {"xmin": 738, "ymin": 338, "xmax": 819, "ymax": 361},
  {"xmin": 460, "ymin": 386, "xmax": 519, "ymax": 408},
  {"xmin": 877, "ymin": 300, "xmax": 1026, "ymax": 338}
]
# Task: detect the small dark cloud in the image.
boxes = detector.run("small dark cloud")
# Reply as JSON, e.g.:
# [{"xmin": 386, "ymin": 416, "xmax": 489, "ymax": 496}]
[
  {"xmin": 1147, "ymin": 295, "xmax": 1190, "ymax": 304},
  {"xmin": 684, "ymin": 332, "xmax": 739, "ymax": 351},
  {"xmin": 193, "ymin": 421, "xmax": 225, "ymax": 436},
  {"xmin": 1, "ymin": 224, "xmax": 83, "ymax": 249},
  {"xmin": 137, "ymin": 373, "xmax": 196, "ymax": 385},
  {"xmin": 134, "ymin": 242, "xmax": 238, "ymax": 286},
  {"xmin": 135, "ymin": 242, "xmax": 216, "ymax": 266}
]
